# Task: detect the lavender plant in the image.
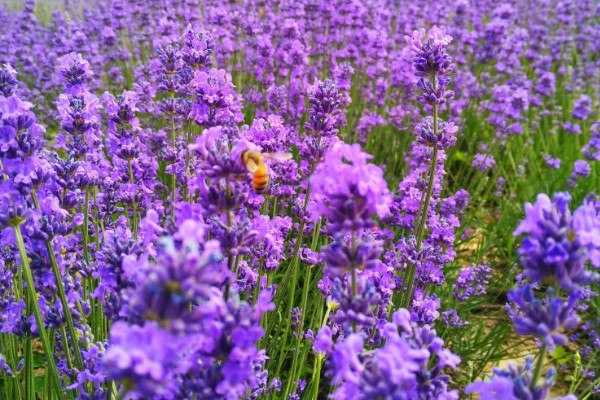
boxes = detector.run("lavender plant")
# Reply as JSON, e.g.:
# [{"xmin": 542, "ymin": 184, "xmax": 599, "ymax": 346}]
[{"xmin": 0, "ymin": 1, "xmax": 599, "ymax": 400}]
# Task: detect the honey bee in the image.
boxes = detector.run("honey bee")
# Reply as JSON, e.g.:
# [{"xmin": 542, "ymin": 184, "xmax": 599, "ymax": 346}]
[{"xmin": 241, "ymin": 150, "xmax": 292, "ymax": 194}]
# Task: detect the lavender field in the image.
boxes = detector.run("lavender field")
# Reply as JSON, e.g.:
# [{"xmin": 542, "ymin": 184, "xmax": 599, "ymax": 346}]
[{"xmin": 0, "ymin": 0, "xmax": 599, "ymax": 399}]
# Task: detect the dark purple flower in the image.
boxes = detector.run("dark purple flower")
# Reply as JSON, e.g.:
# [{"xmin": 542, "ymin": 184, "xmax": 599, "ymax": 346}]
[
  {"xmin": 415, "ymin": 116, "xmax": 458, "ymax": 149},
  {"xmin": 572, "ymin": 94, "xmax": 592, "ymax": 120},
  {"xmin": 56, "ymin": 53, "xmax": 92, "ymax": 93},
  {"xmin": 181, "ymin": 24, "xmax": 214, "ymax": 71},
  {"xmin": 0, "ymin": 64, "xmax": 18, "ymax": 97},
  {"xmin": 507, "ymin": 284, "xmax": 580, "ymax": 346},
  {"xmin": 304, "ymin": 79, "xmax": 343, "ymax": 138}
]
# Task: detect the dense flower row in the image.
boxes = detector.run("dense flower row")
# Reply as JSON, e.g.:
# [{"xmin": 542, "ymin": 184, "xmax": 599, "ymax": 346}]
[{"xmin": 0, "ymin": 1, "xmax": 599, "ymax": 400}]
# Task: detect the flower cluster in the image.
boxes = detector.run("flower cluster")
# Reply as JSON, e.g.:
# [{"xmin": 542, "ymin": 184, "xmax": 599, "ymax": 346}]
[
  {"xmin": 466, "ymin": 356, "xmax": 576, "ymax": 400},
  {"xmin": 327, "ymin": 309, "xmax": 459, "ymax": 399},
  {"xmin": 454, "ymin": 264, "xmax": 493, "ymax": 301}
]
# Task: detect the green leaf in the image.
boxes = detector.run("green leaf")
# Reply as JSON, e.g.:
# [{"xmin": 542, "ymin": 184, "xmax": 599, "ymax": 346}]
[
  {"xmin": 453, "ymin": 151, "xmax": 467, "ymax": 161},
  {"xmin": 34, "ymin": 375, "xmax": 45, "ymax": 393},
  {"xmin": 33, "ymin": 353, "xmax": 46, "ymax": 369},
  {"xmin": 550, "ymin": 346, "xmax": 571, "ymax": 364}
]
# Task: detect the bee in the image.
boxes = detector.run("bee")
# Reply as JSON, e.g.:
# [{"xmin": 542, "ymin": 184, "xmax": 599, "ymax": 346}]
[{"xmin": 241, "ymin": 150, "xmax": 292, "ymax": 194}]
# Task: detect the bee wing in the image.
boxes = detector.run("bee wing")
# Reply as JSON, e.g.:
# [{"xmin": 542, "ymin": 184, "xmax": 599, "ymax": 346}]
[
  {"xmin": 245, "ymin": 159, "xmax": 260, "ymax": 173},
  {"xmin": 263, "ymin": 152, "xmax": 293, "ymax": 162}
]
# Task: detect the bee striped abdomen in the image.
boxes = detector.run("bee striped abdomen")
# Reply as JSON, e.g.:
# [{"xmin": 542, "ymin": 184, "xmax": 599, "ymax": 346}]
[{"xmin": 253, "ymin": 164, "xmax": 270, "ymax": 194}]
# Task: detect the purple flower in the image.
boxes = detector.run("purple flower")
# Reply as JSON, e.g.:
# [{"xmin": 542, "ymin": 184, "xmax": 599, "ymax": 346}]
[
  {"xmin": 583, "ymin": 122, "xmax": 600, "ymax": 161},
  {"xmin": 122, "ymin": 219, "xmax": 226, "ymax": 329},
  {"xmin": 442, "ymin": 309, "xmax": 469, "ymax": 327},
  {"xmin": 243, "ymin": 114, "xmax": 292, "ymax": 153},
  {"xmin": 466, "ymin": 355, "xmax": 577, "ymax": 400},
  {"xmin": 103, "ymin": 321, "xmax": 183, "ymax": 399},
  {"xmin": 543, "ymin": 153, "xmax": 561, "ymax": 169},
  {"xmin": 56, "ymin": 53, "xmax": 92, "ymax": 93},
  {"xmin": 328, "ymin": 276, "xmax": 382, "ymax": 331},
  {"xmin": 327, "ymin": 309, "xmax": 459, "ymax": 399},
  {"xmin": 563, "ymin": 121, "xmax": 581, "ymax": 135},
  {"xmin": 0, "ymin": 64, "xmax": 18, "ymax": 97},
  {"xmin": 472, "ymin": 153, "xmax": 496, "ymax": 172},
  {"xmin": 572, "ymin": 94, "xmax": 592, "ymax": 120},
  {"xmin": 181, "ymin": 24, "xmax": 214, "ymax": 71},
  {"xmin": 405, "ymin": 27, "xmax": 454, "ymax": 77},
  {"xmin": 507, "ymin": 284, "xmax": 580, "ymax": 346},
  {"xmin": 102, "ymin": 90, "xmax": 140, "ymax": 129},
  {"xmin": 321, "ymin": 233, "xmax": 383, "ymax": 275},
  {"xmin": 291, "ymin": 307, "xmax": 302, "ymax": 331},
  {"xmin": 535, "ymin": 72, "xmax": 556, "ymax": 97},
  {"xmin": 312, "ymin": 326, "xmax": 333, "ymax": 356},
  {"xmin": 309, "ymin": 142, "xmax": 391, "ymax": 231},
  {"xmin": 328, "ymin": 334, "xmax": 365, "ymax": 386},
  {"xmin": 0, "ymin": 354, "xmax": 13, "ymax": 377},
  {"xmin": 506, "ymin": 88, "xmax": 529, "ymax": 119},
  {"xmin": 305, "ymin": 79, "xmax": 343, "ymax": 138},
  {"xmin": 513, "ymin": 192, "xmax": 600, "ymax": 289},
  {"xmin": 454, "ymin": 264, "xmax": 492, "ymax": 301},
  {"xmin": 190, "ymin": 68, "xmax": 242, "ymax": 127},
  {"xmin": 406, "ymin": 26, "xmax": 455, "ymax": 105},
  {"xmin": 567, "ymin": 160, "xmax": 591, "ymax": 188},
  {"xmin": 415, "ymin": 116, "xmax": 458, "ymax": 149}
]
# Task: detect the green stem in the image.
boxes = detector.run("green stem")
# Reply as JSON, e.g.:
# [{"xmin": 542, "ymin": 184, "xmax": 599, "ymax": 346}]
[
  {"xmin": 285, "ymin": 263, "xmax": 313, "ymax": 398},
  {"xmin": 60, "ymin": 326, "xmax": 74, "ymax": 371},
  {"xmin": 252, "ymin": 260, "xmax": 264, "ymax": 306},
  {"xmin": 4, "ymin": 334, "xmax": 21, "ymax": 399},
  {"xmin": 269, "ymin": 162, "xmax": 317, "ymax": 376},
  {"xmin": 311, "ymin": 356, "xmax": 324, "ymax": 399},
  {"xmin": 403, "ymin": 146, "xmax": 439, "ymax": 309},
  {"xmin": 271, "ymin": 197, "xmax": 279, "ymax": 218},
  {"xmin": 183, "ymin": 129, "xmax": 191, "ymax": 203},
  {"xmin": 83, "ymin": 189, "xmax": 90, "ymax": 263},
  {"xmin": 571, "ymin": 349, "xmax": 597, "ymax": 393},
  {"xmin": 32, "ymin": 192, "xmax": 86, "ymax": 372},
  {"xmin": 283, "ymin": 218, "xmax": 322, "ymax": 398},
  {"xmin": 13, "ymin": 224, "xmax": 63, "ymax": 398},
  {"xmin": 93, "ymin": 188, "xmax": 101, "ymax": 250},
  {"xmin": 351, "ymin": 229, "xmax": 357, "ymax": 332},
  {"xmin": 310, "ymin": 304, "xmax": 333, "ymax": 399},
  {"xmin": 273, "ymin": 224, "xmax": 304, "ymax": 378},
  {"xmin": 170, "ymin": 115, "xmax": 177, "ymax": 216},
  {"xmin": 415, "ymin": 146, "xmax": 438, "ymax": 250},
  {"xmin": 253, "ymin": 197, "xmax": 272, "ymax": 306},
  {"xmin": 25, "ymin": 329, "xmax": 34, "ymax": 400},
  {"xmin": 398, "ymin": 72, "xmax": 440, "ymax": 310},
  {"xmin": 128, "ymin": 160, "xmax": 138, "ymax": 241},
  {"xmin": 580, "ymin": 376, "xmax": 600, "ymax": 400},
  {"xmin": 530, "ymin": 343, "xmax": 548, "ymax": 390}
]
